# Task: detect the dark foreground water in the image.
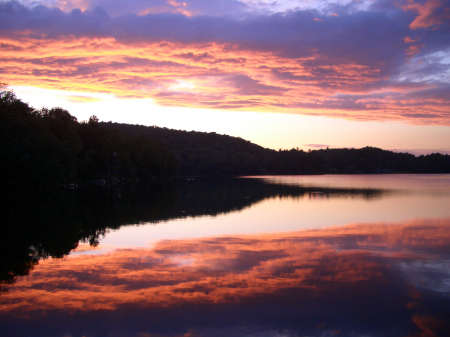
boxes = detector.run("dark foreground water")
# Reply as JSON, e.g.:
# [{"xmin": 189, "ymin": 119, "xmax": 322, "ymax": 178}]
[{"xmin": 1, "ymin": 175, "xmax": 450, "ymax": 337}]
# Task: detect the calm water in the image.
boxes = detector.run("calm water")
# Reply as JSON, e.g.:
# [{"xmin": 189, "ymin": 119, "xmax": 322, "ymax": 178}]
[{"xmin": 1, "ymin": 175, "xmax": 450, "ymax": 337}]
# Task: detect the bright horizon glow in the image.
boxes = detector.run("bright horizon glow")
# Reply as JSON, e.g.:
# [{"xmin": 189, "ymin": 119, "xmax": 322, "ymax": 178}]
[{"xmin": 12, "ymin": 85, "xmax": 450, "ymax": 155}]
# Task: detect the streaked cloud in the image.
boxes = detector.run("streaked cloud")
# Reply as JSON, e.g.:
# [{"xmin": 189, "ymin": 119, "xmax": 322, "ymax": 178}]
[
  {"xmin": 0, "ymin": 0, "xmax": 449, "ymax": 123},
  {"xmin": 304, "ymin": 143, "xmax": 330, "ymax": 148}
]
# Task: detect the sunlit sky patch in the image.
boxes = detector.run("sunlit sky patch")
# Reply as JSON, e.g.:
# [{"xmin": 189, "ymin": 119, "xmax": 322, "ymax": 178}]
[{"xmin": 1, "ymin": 0, "xmax": 449, "ymax": 153}]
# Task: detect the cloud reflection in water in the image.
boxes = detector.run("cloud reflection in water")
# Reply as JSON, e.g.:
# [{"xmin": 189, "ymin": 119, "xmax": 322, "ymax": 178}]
[{"xmin": 1, "ymin": 218, "xmax": 450, "ymax": 336}]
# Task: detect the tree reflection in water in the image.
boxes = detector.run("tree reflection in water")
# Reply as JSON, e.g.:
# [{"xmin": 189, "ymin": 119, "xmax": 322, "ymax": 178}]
[
  {"xmin": 0, "ymin": 182, "xmax": 177, "ymax": 293},
  {"xmin": 1, "ymin": 177, "xmax": 389, "ymax": 292}
]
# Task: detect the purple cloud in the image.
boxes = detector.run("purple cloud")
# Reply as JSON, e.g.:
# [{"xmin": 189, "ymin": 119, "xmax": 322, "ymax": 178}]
[{"xmin": 0, "ymin": 0, "xmax": 449, "ymax": 121}]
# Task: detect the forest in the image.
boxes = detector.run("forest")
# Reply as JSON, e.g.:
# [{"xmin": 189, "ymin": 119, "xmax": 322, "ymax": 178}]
[
  {"xmin": 0, "ymin": 84, "xmax": 176, "ymax": 201},
  {"xmin": 103, "ymin": 122, "xmax": 450, "ymax": 176}
]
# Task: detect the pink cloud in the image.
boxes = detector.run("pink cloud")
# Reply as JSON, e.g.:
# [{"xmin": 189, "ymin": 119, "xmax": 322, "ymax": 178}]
[
  {"xmin": 0, "ymin": 1, "xmax": 449, "ymax": 124},
  {"xmin": 404, "ymin": 36, "xmax": 416, "ymax": 43},
  {"xmin": 402, "ymin": 0, "xmax": 450, "ymax": 29}
]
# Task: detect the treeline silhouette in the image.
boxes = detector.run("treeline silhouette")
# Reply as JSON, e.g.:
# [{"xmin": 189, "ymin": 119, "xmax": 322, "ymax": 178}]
[
  {"xmin": 3, "ymin": 83, "xmax": 449, "ymax": 185},
  {"xmin": 1, "ymin": 84, "xmax": 176, "ymax": 201},
  {"xmin": 102, "ymin": 122, "xmax": 450, "ymax": 175}
]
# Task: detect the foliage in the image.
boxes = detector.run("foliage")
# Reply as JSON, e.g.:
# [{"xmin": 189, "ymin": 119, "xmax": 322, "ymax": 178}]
[
  {"xmin": 102, "ymin": 123, "xmax": 450, "ymax": 175},
  {"xmin": 0, "ymin": 85, "xmax": 176, "ymax": 201},
  {"xmin": 3, "ymin": 82, "xmax": 447, "ymax": 181}
]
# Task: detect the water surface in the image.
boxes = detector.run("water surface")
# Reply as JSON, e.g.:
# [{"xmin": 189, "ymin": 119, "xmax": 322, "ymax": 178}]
[{"xmin": 1, "ymin": 175, "xmax": 450, "ymax": 337}]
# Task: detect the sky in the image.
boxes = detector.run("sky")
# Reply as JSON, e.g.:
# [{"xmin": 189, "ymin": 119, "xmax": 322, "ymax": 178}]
[{"xmin": 1, "ymin": 0, "xmax": 449, "ymax": 154}]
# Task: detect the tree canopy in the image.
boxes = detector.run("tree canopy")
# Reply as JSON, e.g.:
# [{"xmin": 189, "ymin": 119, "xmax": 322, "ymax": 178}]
[
  {"xmin": 103, "ymin": 122, "xmax": 450, "ymax": 176},
  {"xmin": 1, "ymin": 84, "xmax": 176, "ymax": 201}
]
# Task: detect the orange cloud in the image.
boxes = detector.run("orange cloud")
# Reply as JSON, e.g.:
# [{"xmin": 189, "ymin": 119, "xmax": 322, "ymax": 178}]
[
  {"xmin": 1, "ymin": 1, "xmax": 449, "ymax": 125},
  {"xmin": 0, "ymin": 37, "xmax": 377, "ymax": 108},
  {"xmin": 0, "ymin": 30, "xmax": 449, "ymax": 124}
]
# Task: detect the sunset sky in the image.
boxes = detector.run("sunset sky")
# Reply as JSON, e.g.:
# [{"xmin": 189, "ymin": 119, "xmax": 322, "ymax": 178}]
[{"xmin": 1, "ymin": 0, "xmax": 449, "ymax": 153}]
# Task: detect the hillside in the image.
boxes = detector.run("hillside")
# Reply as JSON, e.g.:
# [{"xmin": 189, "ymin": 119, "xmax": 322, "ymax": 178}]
[
  {"xmin": 101, "ymin": 122, "xmax": 450, "ymax": 175},
  {"xmin": 101, "ymin": 122, "xmax": 281, "ymax": 175}
]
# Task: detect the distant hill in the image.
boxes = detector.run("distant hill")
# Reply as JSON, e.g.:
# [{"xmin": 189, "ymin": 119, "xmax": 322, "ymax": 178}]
[
  {"xmin": 101, "ymin": 122, "xmax": 450, "ymax": 175},
  {"xmin": 101, "ymin": 122, "xmax": 274, "ymax": 175}
]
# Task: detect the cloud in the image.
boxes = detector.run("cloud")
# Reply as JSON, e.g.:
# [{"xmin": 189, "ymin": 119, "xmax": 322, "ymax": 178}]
[
  {"xmin": 404, "ymin": 36, "xmax": 417, "ymax": 43},
  {"xmin": 224, "ymin": 74, "xmax": 288, "ymax": 95},
  {"xmin": 304, "ymin": 144, "xmax": 330, "ymax": 148},
  {"xmin": 0, "ymin": 0, "xmax": 449, "ymax": 123},
  {"xmin": 13, "ymin": 0, "xmax": 253, "ymax": 17},
  {"xmin": 402, "ymin": 0, "xmax": 450, "ymax": 29}
]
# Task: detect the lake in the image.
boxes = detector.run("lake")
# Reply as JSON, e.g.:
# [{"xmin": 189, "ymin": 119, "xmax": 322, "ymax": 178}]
[{"xmin": 1, "ymin": 175, "xmax": 450, "ymax": 337}]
